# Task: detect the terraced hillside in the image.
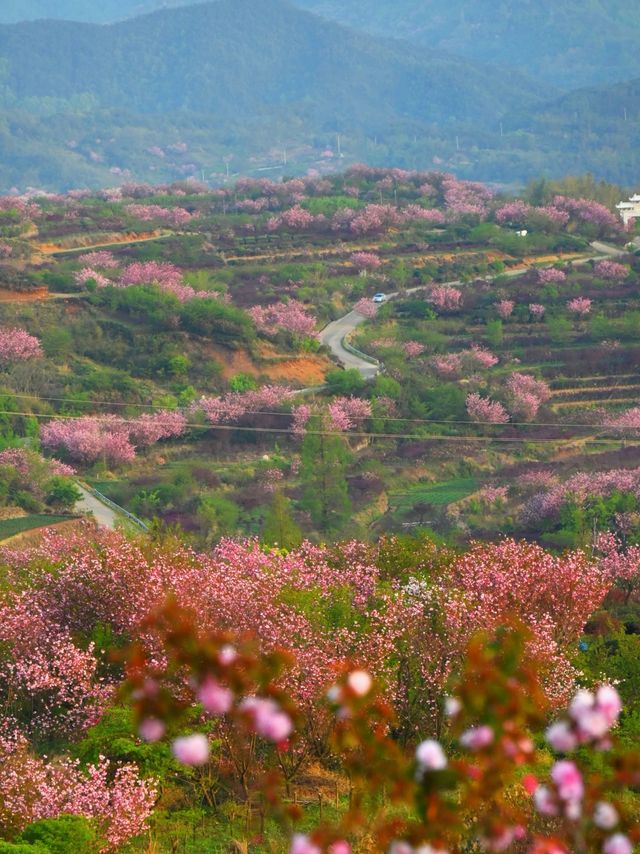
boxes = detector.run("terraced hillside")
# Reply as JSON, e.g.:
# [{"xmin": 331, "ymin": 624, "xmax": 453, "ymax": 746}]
[{"xmin": 1, "ymin": 166, "xmax": 639, "ymax": 549}]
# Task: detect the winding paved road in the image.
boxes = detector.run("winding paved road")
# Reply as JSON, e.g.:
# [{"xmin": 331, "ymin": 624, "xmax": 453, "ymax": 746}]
[
  {"xmin": 319, "ymin": 310, "xmax": 381, "ymax": 380},
  {"xmin": 319, "ymin": 241, "xmax": 626, "ymax": 379},
  {"xmin": 75, "ymin": 484, "xmax": 119, "ymax": 530}
]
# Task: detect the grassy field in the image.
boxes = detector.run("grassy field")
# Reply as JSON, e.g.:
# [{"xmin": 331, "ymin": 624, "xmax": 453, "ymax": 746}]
[
  {"xmin": 0, "ymin": 514, "xmax": 76, "ymax": 541},
  {"xmin": 389, "ymin": 477, "xmax": 479, "ymax": 509}
]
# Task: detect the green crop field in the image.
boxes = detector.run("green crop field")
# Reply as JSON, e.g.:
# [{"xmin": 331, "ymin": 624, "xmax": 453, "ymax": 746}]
[
  {"xmin": 0, "ymin": 515, "xmax": 76, "ymax": 541},
  {"xmin": 390, "ymin": 477, "xmax": 479, "ymax": 509}
]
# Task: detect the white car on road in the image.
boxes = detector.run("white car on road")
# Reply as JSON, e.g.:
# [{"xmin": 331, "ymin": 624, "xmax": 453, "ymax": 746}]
[{"xmin": 372, "ymin": 293, "xmax": 387, "ymax": 304}]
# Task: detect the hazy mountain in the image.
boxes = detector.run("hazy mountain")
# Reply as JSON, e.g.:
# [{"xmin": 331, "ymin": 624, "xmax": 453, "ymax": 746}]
[
  {"xmin": 3, "ymin": 0, "xmax": 637, "ymax": 89},
  {"xmin": 0, "ymin": 0, "xmax": 191, "ymax": 24},
  {"xmin": 294, "ymin": 0, "xmax": 640, "ymax": 89},
  {"xmin": 0, "ymin": 0, "xmax": 637, "ymax": 191},
  {"xmin": 0, "ymin": 0, "xmax": 545, "ymax": 124}
]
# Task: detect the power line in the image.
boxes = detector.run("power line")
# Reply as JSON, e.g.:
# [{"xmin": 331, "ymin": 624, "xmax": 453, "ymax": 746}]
[
  {"xmin": 2, "ymin": 392, "xmax": 622, "ymax": 432},
  {"xmin": 0, "ymin": 407, "xmax": 633, "ymax": 446}
]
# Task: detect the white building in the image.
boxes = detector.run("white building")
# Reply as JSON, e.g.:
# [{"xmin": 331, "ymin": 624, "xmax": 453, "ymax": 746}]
[{"xmin": 616, "ymin": 193, "xmax": 640, "ymax": 227}]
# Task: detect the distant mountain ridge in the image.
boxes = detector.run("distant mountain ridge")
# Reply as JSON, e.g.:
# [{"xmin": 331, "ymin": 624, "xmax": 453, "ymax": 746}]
[
  {"xmin": 0, "ymin": 0, "xmax": 546, "ymax": 124},
  {"xmin": 2, "ymin": 0, "xmax": 639, "ymax": 89},
  {"xmin": 0, "ymin": 0, "xmax": 637, "ymax": 191},
  {"xmin": 294, "ymin": 0, "xmax": 640, "ymax": 89}
]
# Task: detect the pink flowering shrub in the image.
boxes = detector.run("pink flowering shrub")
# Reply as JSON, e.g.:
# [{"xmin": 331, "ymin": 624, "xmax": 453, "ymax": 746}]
[
  {"xmin": 537, "ymin": 267, "xmax": 566, "ymax": 284},
  {"xmin": 496, "ymin": 299, "xmax": 515, "ymax": 319},
  {"xmin": 604, "ymin": 406, "xmax": 640, "ymax": 436},
  {"xmin": 77, "ymin": 251, "xmax": 119, "ymax": 268},
  {"xmin": 594, "ymin": 260, "xmax": 628, "ymax": 281},
  {"xmin": 349, "ymin": 204, "xmax": 404, "ymax": 235},
  {"xmin": 466, "ymin": 393, "xmax": 509, "ymax": 424},
  {"xmin": 402, "ymin": 341, "xmax": 426, "ymax": 358},
  {"xmin": 328, "ymin": 397, "xmax": 372, "ymax": 431},
  {"xmin": 126, "ymin": 204, "xmax": 195, "ymax": 226},
  {"xmin": 0, "ymin": 327, "xmax": 42, "ymax": 364},
  {"xmin": 552, "ymin": 195, "xmax": 620, "ymax": 235},
  {"xmin": 521, "ymin": 466, "xmax": 640, "ymax": 523},
  {"xmin": 495, "ymin": 201, "xmax": 532, "ymax": 224},
  {"xmin": 74, "ymin": 267, "xmax": 111, "ymax": 288},
  {"xmin": 192, "ymin": 386, "xmax": 294, "ymax": 425},
  {"xmin": 350, "ymin": 252, "xmax": 382, "ymax": 273},
  {"xmin": 442, "ymin": 176, "xmax": 492, "ymax": 219},
  {"xmin": 431, "ymin": 347, "xmax": 498, "ymax": 378},
  {"xmin": 41, "ymin": 410, "xmax": 187, "ymax": 465},
  {"xmin": 0, "ymin": 727, "xmax": 156, "ymax": 847},
  {"xmin": 567, "ymin": 297, "xmax": 592, "ymax": 316},
  {"xmin": 429, "ymin": 286, "xmax": 463, "ymax": 312},
  {"xmin": 249, "ymin": 301, "xmax": 317, "ymax": 337},
  {"xmin": 268, "ymin": 205, "xmax": 318, "ymax": 231},
  {"xmin": 353, "ymin": 298, "xmax": 378, "ymax": 318},
  {"xmin": 529, "ymin": 303, "xmax": 546, "ymax": 319},
  {"xmin": 506, "ymin": 373, "xmax": 551, "ymax": 421},
  {"xmin": 477, "ymin": 486, "xmax": 509, "ymax": 506},
  {"xmin": 0, "ymin": 242, "xmax": 13, "ymax": 258}
]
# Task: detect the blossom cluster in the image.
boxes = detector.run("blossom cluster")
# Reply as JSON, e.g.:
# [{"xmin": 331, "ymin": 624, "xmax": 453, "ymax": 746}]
[
  {"xmin": 431, "ymin": 346, "xmax": 498, "ymax": 378},
  {"xmin": 521, "ymin": 466, "xmax": 640, "ymax": 523},
  {"xmin": 466, "ymin": 393, "xmax": 510, "ymax": 424},
  {"xmin": 125, "ymin": 203, "xmax": 195, "ymax": 226},
  {"xmin": 192, "ymin": 385, "xmax": 294, "ymax": 425},
  {"xmin": 428, "ymin": 286, "xmax": 463, "ymax": 312},
  {"xmin": 41, "ymin": 410, "xmax": 187, "ymax": 465},
  {"xmin": 506, "ymin": 373, "xmax": 551, "ymax": 421},
  {"xmin": 249, "ymin": 300, "xmax": 317, "ymax": 337},
  {"xmin": 0, "ymin": 326, "xmax": 42, "ymax": 364}
]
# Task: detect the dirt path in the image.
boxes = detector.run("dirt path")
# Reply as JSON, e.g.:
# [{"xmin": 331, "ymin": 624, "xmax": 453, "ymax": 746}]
[{"xmin": 36, "ymin": 230, "xmax": 172, "ymax": 256}]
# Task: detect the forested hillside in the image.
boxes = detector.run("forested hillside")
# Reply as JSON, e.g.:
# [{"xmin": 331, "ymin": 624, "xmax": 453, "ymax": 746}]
[
  {"xmin": 3, "ymin": 0, "xmax": 639, "ymax": 90},
  {"xmin": 295, "ymin": 0, "xmax": 640, "ymax": 88},
  {"xmin": 0, "ymin": 0, "xmax": 638, "ymax": 190},
  {"xmin": 0, "ymin": 1, "xmax": 543, "ymax": 122}
]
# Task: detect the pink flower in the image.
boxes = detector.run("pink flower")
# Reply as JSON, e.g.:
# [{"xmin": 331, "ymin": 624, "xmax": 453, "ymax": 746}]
[
  {"xmin": 171, "ymin": 734, "xmax": 210, "ymax": 766},
  {"xmin": 241, "ymin": 697, "xmax": 293, "ymax": 742},
  {"xmin": 596, "ymin": 685, "xmax": 622, "ymax": 727},
  {"xmin": 347, "ymin": 670, "xmax": 373, "ymax": 697},
  {"xmin": 197, "ymin": 678, "xmax": 233, "ymax": 716},
  {"xmin": 138, "ymin": 718, "xmax": 166, "ymax": 743},
  {"xmin": 533, "ymin": 785, "xmax": 559, "ymax": 817},
  {"xmin": 551, "ymin": 760, "xmax": 584, "ymax": 802},
  {"xmin": 460, "ymin": 725, "xmax": 494, "ymax": 750},
  {"xmin": 496, "ymin": 299, "xmax": 514, "ymax": 319},
  {"xmin": 291, "ymin": 834, "xmax": 322, "ymax": 854},
  {"xmin": 594, "ymin": 802, "xmax": 619, "ymax": 830},
  {"xmin": 546, "ymin": 721, "xmax": 577, "ymax": 753},
  {"xmin": 569, "ymin": 689, "xmax": 595, "ymax": 721},
  {"xmin": 445, "ymin": 697, "xmax": 461, "ymax": 717},
  {"xmin": 329, "ymin": 843, "xmax": 351, "ymax": 854},
  {"xmin": 567, "ymin": 297, "xmax": 592, "ymax": 316},
  {"xmin": 577, "ymin": 709, "xmax": 610, "ymax": 740},
  {"xmin": 603, "ymin": 835, "xmax": 633, "ymax": 854},
  {"xmin": 219, "ymin": 645, "xmax": 237, "ymax": 665},
  {"xmin": 466, "ymin": 393, "xmax": 509, "ymax": 424},
  {"xmin": 415, "ymin": 739, "xmax": 447, "ymax": 771}
]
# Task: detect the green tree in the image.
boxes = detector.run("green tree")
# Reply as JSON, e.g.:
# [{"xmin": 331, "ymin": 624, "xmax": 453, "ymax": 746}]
[
  {"xmin": 262, "ymin": 491, "xmax": 303, "ymax": 550},
  {"xmin": 546, "ymin": 314, "xmax": 573, "ymax": 344},
  {"xmin": 325, "ymin": 368, "xmax": 366, "ymax": 396},
  {"xmin": 45, "ymin": 477, "xmax": 81, "ymax": 511},
  {"xmin": 18, "ymin": 816, "xmax": 99, "ymax": 854},
  {"xmin": 300, "ymin": 416, "xmax": 351, "ymax": 533},
  {"xmin": 485, "ymin": 319, "xmax": 503, "ymax": 348}
]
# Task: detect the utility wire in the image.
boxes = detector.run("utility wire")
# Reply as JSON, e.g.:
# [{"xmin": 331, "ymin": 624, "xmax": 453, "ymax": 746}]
[
  {"xmin": 2, "ymin": 392, "xmax": 621, "ymax": 432},
  {"xmin": 0, "ymin": 407, "xmax": 633, "ymax": 445}
]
